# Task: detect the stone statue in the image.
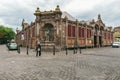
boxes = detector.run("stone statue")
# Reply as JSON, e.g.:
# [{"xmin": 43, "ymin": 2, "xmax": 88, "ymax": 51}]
[{"xmin": 45, "ymin": 29, "xmax": 51, "ymax": 41}]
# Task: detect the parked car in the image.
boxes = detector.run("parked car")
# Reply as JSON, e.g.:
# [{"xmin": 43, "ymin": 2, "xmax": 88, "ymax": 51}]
[
  {"xmin": 112, "ymin": 42, "xmax": 120, "ymax": 48},
  {"xmin": 8, "ymin": 42, "xmax": 18, "ymax": 50},
  {"xmin": 6, "ymin": 43, "xmax": 10, "ymax": 47}
]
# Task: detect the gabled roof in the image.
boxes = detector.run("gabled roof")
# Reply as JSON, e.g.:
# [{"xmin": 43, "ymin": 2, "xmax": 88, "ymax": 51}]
[
  {"xmin": 114, "ymin": 26, "xmax": 120, "ymax": 31},
  {"xmin": 95, "ymin": 20, "xmax": 105, "ymax": 27},
  {"xmin": 62, "ymin": 11, "xmax": 76, "ymax": 21},
  {"xmin": 95, "ymin": 14, "xmax": 105, "ymax": 27},
  {"xmin": 114, "ymin": 26, "xmax": 120, "ymax": 29}
]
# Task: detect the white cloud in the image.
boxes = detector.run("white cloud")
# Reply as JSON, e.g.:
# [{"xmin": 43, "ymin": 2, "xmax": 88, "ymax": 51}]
[
  {"xmin": 0, "ymin": 0, "xmax": 120, "ymax": 30},
  {"xmin": 0, "ymin": 18, "xmax": 20, "ymax": 33},
  {"xmin": 0, "ymin": 19, "xmax": 5, "ymax": 25}
]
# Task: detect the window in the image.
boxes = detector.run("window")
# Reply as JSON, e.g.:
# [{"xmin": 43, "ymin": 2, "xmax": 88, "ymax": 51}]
[
  {"xmin": 104, "ymin": 32, "xmax": 106, "ymax": 39},
  {"xmin": 68, "ymin": 25, "xmax": 76, "ymax": 37},
  {"xmin": 108, "ymin": 33, "xmax": 110, "ymax": 39},
  {"xmin": 72, "ymin": 26, "xmax": 75, "ymax": 37},
  {"xmin": 87, "ymin": 29, "xmax": 89, "ymax": 38},
  {"xmin": 68, "ymin": 25, "xmax": 71, "ymax": 37},
  {"xmin": 78, "ymin": 27, "xmax": 81, "ymax": 37},
  {"xmin": 82, "ymin": 28, "xmax": 85, "ymax": 38},
  {"xmin": 90, "ymin": 29, "xmax": 92, "ymax": 38}
]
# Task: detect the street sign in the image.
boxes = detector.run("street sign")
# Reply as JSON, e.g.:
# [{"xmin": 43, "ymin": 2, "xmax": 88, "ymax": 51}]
[{"xmin": 21, "ymin": 32, "xmax": 24, "ymax": 40}]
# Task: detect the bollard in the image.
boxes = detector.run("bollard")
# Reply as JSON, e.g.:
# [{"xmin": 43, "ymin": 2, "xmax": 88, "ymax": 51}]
[
  {"xmin": 17, "ymin": 45, "xmax": 20, "ymax": 54},
  {"xmin": 74, "ymin": 39, "xmax": 78, "ymax": 54},
  {"xmin": 27, "ymin": 45, "xmax": 29, "ymax": 55},
  {"xmin": 40, "ymin": 48, "xmax": 41, "ymax": 56},
  {"xmin": 66, "ymin": 46, "xmax": 68, "ymax": 55},
  {"xmin": 53, "ymin": 45, "xmax": 55, "ymax": 55},
  {"xmin": 79, "ymin": 47, "xmax": 81, "ymax": 54},
  {"xmin": 76, "ymin": 47, "xmax": 78, "ymax": 54},
  {"xmin": 73, "ymin": 47, "xmax": 75, "ymax": 54}
]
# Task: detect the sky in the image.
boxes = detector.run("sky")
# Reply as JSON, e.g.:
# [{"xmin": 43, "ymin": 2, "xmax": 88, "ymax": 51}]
[{"xmin": 0, "ymin": 0, "xmax": 120, "ymax": 31}]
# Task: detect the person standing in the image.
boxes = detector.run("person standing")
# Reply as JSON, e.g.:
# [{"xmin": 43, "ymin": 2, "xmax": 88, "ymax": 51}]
[{"xmin": 36, "ymin": 42, "xmax": 41, "ymax": 56}]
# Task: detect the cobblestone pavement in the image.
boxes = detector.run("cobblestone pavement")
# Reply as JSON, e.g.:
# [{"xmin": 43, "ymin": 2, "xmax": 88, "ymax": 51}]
[{"xmin": 0, "ymin": 45, "xmax": 120, "ymax": 80}]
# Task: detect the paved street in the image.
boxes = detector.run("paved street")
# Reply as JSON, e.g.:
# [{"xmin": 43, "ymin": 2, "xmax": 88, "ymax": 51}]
[{"xmin": 0, "ymin": 45, "xmax": 120, "ymax": 80}]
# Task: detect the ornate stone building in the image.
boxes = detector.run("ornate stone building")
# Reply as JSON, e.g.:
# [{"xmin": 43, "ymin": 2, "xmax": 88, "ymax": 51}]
[{"xmin": 15, "ymin": 5, "xmax": 114, "ymax": 50}]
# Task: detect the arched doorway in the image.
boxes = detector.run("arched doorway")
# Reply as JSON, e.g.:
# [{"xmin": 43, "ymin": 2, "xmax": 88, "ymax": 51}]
[
  {"xmin": 42, "ymin": 23, "xmax": 54, "ymax": 41},
  {"xmin": 94, "ymin": 25, "xmax": 99, "ymax": 47},
  {"xmin": 99, "ymin": 26, "xmax": 104, "ymax": 47}
]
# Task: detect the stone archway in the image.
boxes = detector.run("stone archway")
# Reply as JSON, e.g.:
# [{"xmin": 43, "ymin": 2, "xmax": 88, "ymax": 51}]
[
  {"xmin": 40, "ymin": 23, "xmax": 57, "ymax": 52},
  {"xmin": 42, "ymin": 23, "xmax": 54, "ymax": 41},
  {"xmin": 93, "ymin": 25, "xmax": 99, "ymax": 47},
  {"xmin": 99, "ymin": 26, "xmax": 104, "ymax": 47}
]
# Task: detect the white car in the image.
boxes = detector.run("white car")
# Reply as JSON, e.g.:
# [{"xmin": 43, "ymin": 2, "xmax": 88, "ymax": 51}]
[
  {"xmin": 112, "ymin": 42, "xmax": 120, "ymax": 48},
  {"xmin": 8, "ymin": 42, "xmax": 18, "ymax": 50}
]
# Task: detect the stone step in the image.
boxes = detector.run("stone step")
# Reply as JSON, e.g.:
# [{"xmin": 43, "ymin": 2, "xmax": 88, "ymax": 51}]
[{"xmin": 41, "ymin": 46, "xmax": 60, "ymax": 52}]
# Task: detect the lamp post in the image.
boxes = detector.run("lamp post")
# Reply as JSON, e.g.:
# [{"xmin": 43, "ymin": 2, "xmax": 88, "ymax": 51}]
[
  {"xmin": 53, "ymin": 45, "xmax": 55, "ymax": 55},
  {"xmin": 66, "ymin": 46, "xmax": 68, "ymax": 55}
]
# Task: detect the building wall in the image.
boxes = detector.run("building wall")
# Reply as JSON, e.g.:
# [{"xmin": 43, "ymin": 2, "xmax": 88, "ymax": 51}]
[{"xmin": 15, "ymin": 6, "xmax": 114, "ymax": 49}]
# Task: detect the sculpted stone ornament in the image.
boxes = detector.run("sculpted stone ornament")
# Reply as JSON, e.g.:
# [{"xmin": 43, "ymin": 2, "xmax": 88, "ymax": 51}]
[{"xmin": 45, "ymin": 29, "xmax": 51, "ymax": 41}]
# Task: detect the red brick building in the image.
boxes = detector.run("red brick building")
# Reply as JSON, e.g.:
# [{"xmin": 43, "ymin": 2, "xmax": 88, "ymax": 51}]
[{"xmin": 15, "ymin": 5, "xmax": 114, "ymax": 50}]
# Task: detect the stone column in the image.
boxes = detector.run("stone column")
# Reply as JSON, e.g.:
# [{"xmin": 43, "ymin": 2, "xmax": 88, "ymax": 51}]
[
  {"xmin": 76, "ymin": 19, "xmax": 79, "ymax": 47},
  {"xmin": 92, "ymin": 28, "xmax": 95, "ymax": 48},
  {"xmin": 34, "ymin": 7, "xmax": 41, "ymax": 44},
  {"xmin": 56, "ymin": 21, "xmax": 59, "ymax": 35},
  {"xmin": 36, "ymin": 23, "xmax": 40, "ymax": 37},
  {"xmin": 85, "ymin": 23, "xmax": 87, "ymax": 48},
  {"xmin": 60, "ymin": 23, "xmax": 62, "ymax": 46},
  {"xmin": 65, "ymin": 16, "xmax": 68, "ymax": 47},
  {"xmin": 106, "ymin": 31, "xmax": 108, "ymax": 46}
]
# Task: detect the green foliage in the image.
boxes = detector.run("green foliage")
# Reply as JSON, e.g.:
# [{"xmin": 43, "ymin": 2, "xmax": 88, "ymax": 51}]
[{"xmin": 0, "ymin": 25, "xmax": 15, "ymax": 44}]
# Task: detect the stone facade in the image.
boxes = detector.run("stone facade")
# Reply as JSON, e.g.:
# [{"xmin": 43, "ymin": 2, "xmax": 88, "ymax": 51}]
[{"xmin": 15, "ymin": 5, "xmax": 114, "ymax": 49}]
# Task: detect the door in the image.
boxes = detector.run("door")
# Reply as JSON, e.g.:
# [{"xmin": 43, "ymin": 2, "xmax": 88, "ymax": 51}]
[{"xmin": 94, "ymin": 35, "xmax": 97, "ymax": 47}]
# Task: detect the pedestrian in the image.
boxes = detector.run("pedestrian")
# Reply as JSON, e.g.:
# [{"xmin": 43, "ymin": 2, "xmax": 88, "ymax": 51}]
[
  {"xmin": 36, "ymin": 42, "xmax": 41, "ymax": 56},
  {"xmin": 26, "ymin": 45, "xmax": 29, "ymax": 55}
]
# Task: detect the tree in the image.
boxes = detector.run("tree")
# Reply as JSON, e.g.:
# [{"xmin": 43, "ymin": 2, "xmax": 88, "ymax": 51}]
[{"xmin": 0, "ymin": 25, "xmax": 15, "ymax": 44}]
